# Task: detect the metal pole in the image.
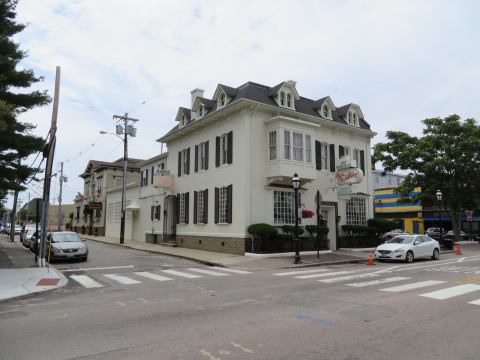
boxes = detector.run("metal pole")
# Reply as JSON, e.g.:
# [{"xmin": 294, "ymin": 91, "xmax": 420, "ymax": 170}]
[
  {"xmin": 316, "ymin": 190, "xmax": 321, "ymax": 260},
  {"xmin": 294, "ymin": 186, "xmax": 300, "ymax": 264},
  {"xmin": 438, "ymin": 199, "xmax": 441, "ymax": 239},
  {"xmin": 119, "ymin": 115, "xmax": 128, "ymax": 244},
  {"xmin": 57, "ymin": 161, "xmax": 63, "ymax": 231}
]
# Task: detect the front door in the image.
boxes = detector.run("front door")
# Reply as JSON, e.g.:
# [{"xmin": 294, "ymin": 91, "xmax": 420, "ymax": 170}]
[{"xmin": 163, "ymin": 195, "xmax": 176, "ymax": 242}]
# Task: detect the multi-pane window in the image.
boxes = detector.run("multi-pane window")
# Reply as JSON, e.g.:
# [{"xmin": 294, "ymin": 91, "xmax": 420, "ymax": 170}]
[
  {"xmin": 305, "ymin": 135, "xmax": 311, "ymax": 163},
  {"xmin": 353, "ymin": 149, "xmax": 360, "ymax": 167},
  {"xmin": 182, "ymin": 148, "xmax": 189, "ymax": 175},
  {"xmin": 269, "ymin": 131, "xmax": 277, "ymax": 160},
  {"xmin": 292, "ymin": 132, "xmax": 303, "ymax": 161},
  {"xmin": 200, "ymin": 142, "xmax": 207, "ymax": 170},
  {"xmin": 151, "ymin": 205, "xmax": 161, "ymax": 220},
  {"xmin": 180, "ymin": 114, "xmax": 185, "ymax": 127},
  {"xmin": 85, "ymin": 182, "xmax": 90, "ymax": 196},
  {"xmin": 284, "ymin": 130, "xmax": 291, "ymax": 160},
  {"xmin": 197, "ymin": 191, "xmax": 204, "ymax": 224},
  {"xmin": 322, "ymin": 105, "xmax": 329, "ymax": 118},
  {"xmin": 274, "ymin": 191, "xmax": 302, "ymax": 225},
  {"xmin": 199, "ymin": 105, "xmax": 204, "ymax": 117},
  {"xmin": 346, "ymin": 197, "xmax": 367, "ymax": 226},
  {"xmin": 321, "ymin": 143, "xmax": 329, "ymax": 170},
  {"xmin": 179, "ymin": 193, "xmax": 187, "ymax": 224},
  {"xmin": 286, "ymin": 93, "xmax": 292, "ymax": 108},
  {"xmin": 219, "ymin": 93, "xmax": 226, "ymax": 107},
  {"xmin": 280, "ymin": 91, "xmax": 285, "ymax": 106},
  {"xmin": 221, "ymin": 134, "xmax": 228, "ymax": 165},
  {"xmin": 96, "ymin": 177, "xmax": 102, "ymax": 195},
  {"xmin": 219, "ymin": 187, "xmax": 228, "ymax": 224}
]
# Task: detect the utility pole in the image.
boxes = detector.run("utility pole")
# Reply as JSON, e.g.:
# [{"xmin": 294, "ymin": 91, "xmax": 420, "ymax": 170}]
[
  {"xmin": 39, "ymin": 66, "xmax": 61, "ymax": 267},
  {"xmin": 57, "ymin": 161, "xmax": 64, "ymax": 231},
  {"xmin": 9, "ymin": 159, "xmax": 21, "ymax": 242},
  {"xmin": 27, "ymin": 193, "xmax": 31, "ymax": 223},
  {"xmin": 112, "ymin": 113, "xmax": 138, "ymax": 244}
]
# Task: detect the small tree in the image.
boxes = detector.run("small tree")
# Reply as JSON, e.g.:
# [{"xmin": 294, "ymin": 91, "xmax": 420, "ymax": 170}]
[{"xmin": 247, "ymin": 223, "xmax": 278, "ymax": 241}]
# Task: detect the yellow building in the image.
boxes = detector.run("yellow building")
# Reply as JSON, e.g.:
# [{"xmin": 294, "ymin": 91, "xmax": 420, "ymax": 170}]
[{"xmin": 374, "ymin": 187, "xmax": 424, "ymax": 234}]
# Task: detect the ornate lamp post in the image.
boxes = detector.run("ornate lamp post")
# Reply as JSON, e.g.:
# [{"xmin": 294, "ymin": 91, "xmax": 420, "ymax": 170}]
[
  {"xmin": 292, "ymin": 173, "xmax": 300, "ymax": 264},
  {"xmin": 436, "ymin": 189, "xmax": 443, "ymax": 241}
]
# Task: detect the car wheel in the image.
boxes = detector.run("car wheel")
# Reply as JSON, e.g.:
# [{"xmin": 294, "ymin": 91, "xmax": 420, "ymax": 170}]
[
  {"xmin": 431, "ymin": 248, "xmax": 440, "ymax": 260},
  {"xmin": 405, "ymin": 251, "xmax": 414, "ymax": 263}
]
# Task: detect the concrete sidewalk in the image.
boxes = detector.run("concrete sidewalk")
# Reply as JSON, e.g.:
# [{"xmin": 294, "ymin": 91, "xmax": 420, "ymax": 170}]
[
  {"xmin": 0, "ymin": 235, "xmax": 67, "ymax": 303},
  {"xmin": 81, "ymin": 234, "xmax": 366, "ymax": 269}
]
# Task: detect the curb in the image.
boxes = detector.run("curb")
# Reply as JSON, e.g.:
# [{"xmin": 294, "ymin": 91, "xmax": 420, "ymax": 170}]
[{"xmin": 280, "ymin": 258, "xmax": 365, "ymax": 269}]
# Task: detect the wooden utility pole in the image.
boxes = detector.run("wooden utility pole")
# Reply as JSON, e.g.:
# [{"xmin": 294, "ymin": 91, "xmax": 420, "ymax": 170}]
[
  {"xmin": 57, "ymin": 161, "xmax": 64, "ymax": 231},
  {"xmin": 39, "ymin": 66, "xmax": 61, "ymax": 267},
  {"xmin": 9, "ymin": 159, "xmax": 21, "ymax": 242}
]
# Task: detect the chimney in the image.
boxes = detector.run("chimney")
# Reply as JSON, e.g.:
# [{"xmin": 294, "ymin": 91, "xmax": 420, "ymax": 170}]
[
  {"xmin": 286, "ymin": 79, "xmax": 297, "ymax": 87},
  {"xmin": 190, "ymin": 88, "xmax": 204, "ymax": 107}
]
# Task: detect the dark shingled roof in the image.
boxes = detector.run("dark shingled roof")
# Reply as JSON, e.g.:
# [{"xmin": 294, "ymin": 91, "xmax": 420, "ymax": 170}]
[
  {"xmin": 161, "ymin": 81, "xmax": 371, "ymax": 139},
  {"xmin": 179, "ymin": 107, "xmax": 191, "ymax": 122},
  {"xmin": 80, "ymin": 158, "xmax": 143, "ymax": 178}
]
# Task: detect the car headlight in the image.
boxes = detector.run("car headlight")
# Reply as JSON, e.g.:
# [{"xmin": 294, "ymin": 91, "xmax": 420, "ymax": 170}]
[
  {"xmin": 394, "ymin": 248, "xmax": 406, "ymax": 253},
  {"xmin": 51, "ymin": 246, "xmax": 61, "ymax": 253},
  {"xmin": 79, "ymin": 245, "xmax": 87, "ymax": 252}
]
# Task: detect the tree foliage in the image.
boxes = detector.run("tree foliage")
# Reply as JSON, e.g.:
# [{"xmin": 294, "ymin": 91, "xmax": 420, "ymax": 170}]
[
  {"xmin": 373, "ymin": 115, "xmax": 480, "ymax": 237},
  {"xmin": 0, "ymin": 0, "xmax": 50, "ymax": 196}
]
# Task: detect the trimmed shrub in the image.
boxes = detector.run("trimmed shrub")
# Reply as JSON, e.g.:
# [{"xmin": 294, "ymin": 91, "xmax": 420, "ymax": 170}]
[
  {"xmin": 281, "ymin": 225, "xmax": 304, "ymax": 236},
  {"xmin": 342, "ymin": 225, "xmax": 368, "ymax": 237},
  {"xmin": 247, "ymin": 223, "xmax": 278, "ymax": 239}
]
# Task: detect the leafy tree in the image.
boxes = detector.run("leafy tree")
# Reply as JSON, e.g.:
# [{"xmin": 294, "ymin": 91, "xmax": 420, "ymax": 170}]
[
  {"xmin": 373, "ymin": 115, "xmax": 480, "ymax": 240},
  {"xmin": 0, "ymin": 1, "xmax": 50, "ymax": 199}
]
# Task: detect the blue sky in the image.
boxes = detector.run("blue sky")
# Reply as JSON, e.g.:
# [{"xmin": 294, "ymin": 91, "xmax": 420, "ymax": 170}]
[{"xmin": 7, "ymin": 0, "xmax": 480, "ymax": 209}]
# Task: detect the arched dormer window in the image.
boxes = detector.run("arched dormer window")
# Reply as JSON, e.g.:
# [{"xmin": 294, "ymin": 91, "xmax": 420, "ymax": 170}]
[
  {"xmin": 353, "ymin": 113, "xmax": 358, "ymax": 126},
  {"xmin": 280, "ymin": 91, "xmax": 286, "ymax": 106},
  {"xmin": 219, "ymin": 93, "xmax": 226, "ymax": 107},
  {"xmin": 286, "ymin": 93, "xmax": 292, "ymax": 108},
  {"xmin": 322, "ymin": 105, "xmax": 329, "ymax": 118},
  {"xmin": 199, "ymin": 104, "xmax": 205, "ymax": 117},
  {"xmin": 347, "ymin": 111, "xmax": 352, "ymax": 124}
]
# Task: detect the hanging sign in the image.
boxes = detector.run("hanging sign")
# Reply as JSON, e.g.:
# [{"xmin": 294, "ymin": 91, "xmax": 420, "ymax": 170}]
[{"xmin": 335, "ymin": 168, "xmax": 364, "ymax": 185}]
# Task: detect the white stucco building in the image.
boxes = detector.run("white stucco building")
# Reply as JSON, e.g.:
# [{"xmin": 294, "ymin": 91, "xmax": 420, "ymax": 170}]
[{"xmin": 151, "ymin": 80, "xmax": 376, "ymax": 255}]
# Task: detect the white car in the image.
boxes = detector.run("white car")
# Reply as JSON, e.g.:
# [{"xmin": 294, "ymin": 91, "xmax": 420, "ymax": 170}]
[{"xmin": 375, "ymin": 234, "xmax": 440, "ymax": 263}]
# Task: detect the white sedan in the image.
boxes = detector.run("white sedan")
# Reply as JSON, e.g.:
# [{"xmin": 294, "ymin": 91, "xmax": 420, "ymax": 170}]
[{"xmin": 375, "ymin": 234, "xmax": 440, "ymax": 263}]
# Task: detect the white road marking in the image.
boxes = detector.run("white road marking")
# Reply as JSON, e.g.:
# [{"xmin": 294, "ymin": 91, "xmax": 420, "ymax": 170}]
[
  {"xmin": 381, "ymin": 280, "xmax": 446, "ymax": 292},
  {"xmin": 319, "ymin": 273, "xmax": 379, "ymax": 283},
  {"xmin": 212, "ymin": 267, "xmax": 251, "ymax": 274},
  {"xmin": 468, "ymin": 299, "xmax": 480, "ymax": 305},
  {"xmin": 187, "ymin": 268, "xmax": 229, "ymax": 276},
  {"xmin": 457, "ymin": 257, "xmax": 466, "ymax": 262},
  {"xmin": 420, "ymin": 284, "xmax": 480, "ymax": 300},
  {"xmin": 162, "ymin": 269, "xmax": 202, "ymax": 279},
  {"xmin": 393, "ymin": 256, "xmax": 480, "ymax": 272},
  {"xmin": 134, "ymin": 272, "xmax": 173, "ymax": 282},
  {"xmin": 347, "ymin": 277, "xmax": 410, "ymax": 287},
  {"xmin": 296, "ymin": 271, "xmax": 354, "ymax": 279},
  {"xmin": 103, "ymin": 274, "xmax": 142, "ymax": 285},
  {"xmin": 273, "ymin": 269, "xmax": 330, "ymax": 276},
  {"xmin": 60, "ymin": 265, "xmax": 134, "ymax": 272},
  {"xmin": 70, "ymin": 275, "xmax": 104, "ymax": 288}
]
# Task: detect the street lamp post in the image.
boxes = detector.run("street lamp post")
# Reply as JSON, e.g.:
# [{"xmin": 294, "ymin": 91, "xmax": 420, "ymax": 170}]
[
  {"xmin": 292, "ymin": 173, "xmax": 301, "ymax": 264},
  {"xmin": 436, "ymin": 189, "xmax": 443, "ymax": 242}
]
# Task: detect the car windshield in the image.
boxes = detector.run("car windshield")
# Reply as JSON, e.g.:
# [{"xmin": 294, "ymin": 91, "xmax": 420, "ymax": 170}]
[
  {"xmin": 386, "ymin": 235, "xmax": 415, "ymax": 244},
  {"xmin": 52, "ymin": 233, "xmax": 81, "ymax": 243}
]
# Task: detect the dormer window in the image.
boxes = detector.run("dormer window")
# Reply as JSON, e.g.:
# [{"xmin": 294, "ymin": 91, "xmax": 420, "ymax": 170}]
[
  {"xmin": 199, "ymin": 104, "xmax": 205, "ymax": 117},
  {"xmin": 353, "ymin": 113, "xmax": 358, "ymax": 126},
  {"xmin": 179, "ymin": 114, "xmax": 185, "ymax": 127},
  {"xmin": 280, "ymin": 91, "xmax": 286, "ymax": 106},
  {"xmin": 322, "ymin": 105, "xmax": 329, "ymax": 118},
  {"xmin": 286, "ymin": 93, "xmax": 292, "ymax": 108},
  {"xmin": 219, "ymin": 93, "xmax": 226, "ymax": 107}
]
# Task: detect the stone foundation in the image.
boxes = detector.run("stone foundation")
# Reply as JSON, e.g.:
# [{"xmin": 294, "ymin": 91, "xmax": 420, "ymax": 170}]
[
  {"xmin": 145, "ymin": 233, "xmax": 161, "ymax": 244},
  {"xmin": 176, "ymin": 235, "xmax": 246, "ymax": 255}
]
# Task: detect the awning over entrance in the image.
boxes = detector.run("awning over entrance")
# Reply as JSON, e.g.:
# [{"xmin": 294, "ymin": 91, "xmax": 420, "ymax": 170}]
[{"xmin": 126, "ymin": 202, "xmax": 140, "ymax": 211}]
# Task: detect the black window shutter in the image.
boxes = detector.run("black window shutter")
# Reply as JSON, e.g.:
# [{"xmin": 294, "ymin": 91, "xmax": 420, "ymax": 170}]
[
  {"xmin": 178, "ymin": 152, "xmax": 181, "ymax": 177},
  {"xmin": 176, "ymin": 194, "xmax": 180, "ymax": 224},
  {"xmin": 157, "ymin": 205, "xmax": 161, "ymax": 220},
  {"xmin": 315, "ymin": 141, "xmax": 321, "ymax": 170},
  {"xmin": 186, "ymin": 148, "xmax": 190, "ymax": 175},
  {"xmin": 145, "ymin": 169, "xmax": 149, "ymax": 186},
  {"xmin": 150, "ymin": 205, "xmax": 154, "ymax": 221},
  {"xmin": 227, "ymin": 131, "xmax": 233, "ymax": 164},
  {"xmin": 227, "ymin": 185, "xmax": 233, "ymax": 224},
  {"xmin": 151, "ymin": 166, "xmax": 154, "ymax": 184},
  {"xmin": 329, "ymin": 144, "xmax": 335, "ymax": 172},
  {"xmin": 214, "ymin": 187, "xmax": 219, "ymax": 223},
  {"xmin": 360, "ymin": 150, "xmax": 365, "ymax": 174},
  {"xmin": 193, "ymin": 191, "xmax": 198, "ymax": 224},
  {"xmin": 205, "ymin": 141, "xmax": 209, "ymax": 170},
  {"xmin": 203, "ymin": 189, "xmax": 208, "ymax": 224},
  {"xmin": 215, "ymin": 137, "xmax": 220, "ymax": 167},
  {"xmin": 339, "ymin": 145, "xmax": 345, "ymax": 158},
  {"xmin": 194, "ymin": 145, "xmax": 198, "ymax": 172},
  {"xmin": 140, "ymin": 170, "xmax": 144, "ymax": 187},
  {"xmin": 184, "ymin": 192, "xmax": 189, "ymax": 224}
]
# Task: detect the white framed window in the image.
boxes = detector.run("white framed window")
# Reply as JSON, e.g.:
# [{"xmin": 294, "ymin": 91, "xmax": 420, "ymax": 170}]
[
  {"xmin": 286, "ymin": 93, "xmax": 292, "ymax": 108},
  {"xmin": 269, "ymin": 131, "xmax": 277, "ymax": 160},
  {"xmin": 199, "ymin": 104, "xmax": 205, "ymax": 117},
  {"xmin": 284, "ymin": 130, "xmax": 291, "ymax": 160},
  {"xmin": 273, "ymin": 191, "xmax": 302, "ymax": 225},
  {"xmin": 346, "ymin": 197, "xmax": 367, "ymax": 226},
  {"xmin": 182, "ymin": 148, "xmax": 189, "ymax": 175},
  {"xmin": 343, "ymin": 146, "xmax": 350, "ymax": 158},
  {"xmin": 322, "ymin": 105, "xmax": 329, "ymax": 118},
  {"xmin": 353, "ymin": 113, "xmax": 358, "ymax": 126},
  {"xmin": 353, "ymin": 149, "xmax": 360, "ymax": 167},
  {"xmin": 179, "ymin": 114, "xmax": 185, "ymax": 127},
  {"xmin": 321, "ymin": 143, "xmax": 329, "ymax": 170},
  {"xmin": 179, "ymin": 193, "xmax": 187, "ymax": 224},
  {"xmin": 219, "ymin": 187, "xmax": 228, "ymax": 224},
  {"xmin": 305, "ymin": 135, "xmax": 311, "ymax": 163},
  {"xmin": 221, "ymin": 133, "xmax": 228, "ymax": 165},
  {"xmin": 219, "ymin": 93, "xmax": 226, "ymax": 107},
  {"xmin": 292, "ymin": 132, "xmax": 303, "ymax": 161},
  {"xmin": 197, "ymin": 190, "xmax": 204, "ymax": 224},
  {"xmin": 85, "ymin": 182, "xmax": 90, "ymax": 196},
  {"xmin": 200, "ymin": 142, "xmax": 207, "ymax": 170},
  {"xmin": 280, "ymin": 91, "xmax": 286, "ymax": 106},
  {"xmin": 347, "ymin": 111, "xmax": 352, "ymax": 125}
]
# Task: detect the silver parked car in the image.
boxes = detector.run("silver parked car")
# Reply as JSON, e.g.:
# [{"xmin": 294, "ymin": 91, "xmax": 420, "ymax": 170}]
[{"xmin": 47, "ymin": 232, "xmax": 89, "ymax": 262}]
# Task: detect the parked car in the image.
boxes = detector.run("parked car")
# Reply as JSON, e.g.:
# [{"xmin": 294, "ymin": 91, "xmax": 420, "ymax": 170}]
[
  {"xmin": 21, "ymin": 225, "xmax": 37, "ymax": 247},
  {"xmin": 14, "ymin": 225, "xmax": 22, "ymax": 235},
  {"xmin": 444, "ymin": 230, "xmax": 470, "ymax": 241},
  {"xmin": 375, "ymin": 234, "xmax": 440, "ymax": 263},
  {"xmin": 47, "ymin": 232, "xmax": 88, "ymax": 262},
  {"xmin": 426, "ymin": 227, "xmax": 445, "ymax": 239},
  {"xmin": 381, "ymin": 229, "xmax": 409, "ymax": 241}
]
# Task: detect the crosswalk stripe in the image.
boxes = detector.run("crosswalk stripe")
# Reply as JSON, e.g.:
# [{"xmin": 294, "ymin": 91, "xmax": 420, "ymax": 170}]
[
  {"xmin": 347, "ymin": 277, "xmax": 410, "ymax": 287},
  {"xmin": 420, "ymin": 284, "xmax": 480, "ymax": 300},
  {"xmin": 134, "ymin": 272, "xmax": 173, "ymax": 282},
  {"xmin": 319, "ymin": 273, "xmax": 378, "ymax": 283},
  {"xmin": 468, "ymin": 299, "xmax": 480, "ymax": 305},
  {"xmin": 162, "ymin": 269, "xmax": 202, "ymax": 279},
  {"xmin": 103, "ymin": 274, "xmax": 142, "ymax": 285},
  {"xmin": 70, "ymin": 275, "xmax": 103, "ymax": 288},
  {"xmin": 274, "ymin": 269, "xmax": 330, "ymax": 276},
  {"xmin": 296, "ymin": 271, "xmax": 354, "ymax": 279},
  {"xmin": 212, "ymin": 267, "xmax": 251, "ymax": 274},
  {"xmin": 380, "ymin": 280, "xmax": 446, "ymax": 293},
  {"xmin": 187, "ymin": 268, "xmax": 229, "ymax": 276}
]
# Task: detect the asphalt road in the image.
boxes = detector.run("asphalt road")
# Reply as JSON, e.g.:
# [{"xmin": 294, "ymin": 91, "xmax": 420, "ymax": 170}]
[{"xmin": 1, "ymin": 240, "xmax": 480, "ymax": 360}]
